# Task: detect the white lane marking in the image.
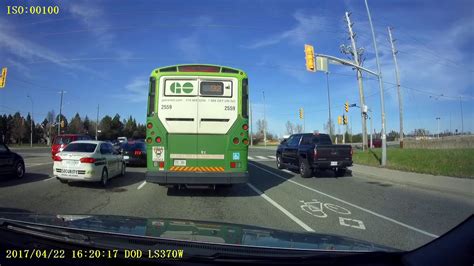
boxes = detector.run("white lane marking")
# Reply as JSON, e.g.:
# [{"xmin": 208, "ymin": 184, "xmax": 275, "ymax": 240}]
[
  {"xmin": 248, "ymin": 156, "xmax": 255, "ymax": 160},
  {"xmin": 247, "ymin": 183, "xmax": 315, "ymax": 232},
  {"xmin": 249, "ymin": 163, "xmax": 439, "ymax": 238},
  {"xmin": 26, "ymin": 162, "xmax": 53, "ymax": 168},
  {"xmin": 43, "ymin": 176, "xmax": 56, "ymax": 182},
  {"xmin": 268, "ymin": 155, "xmax": 276, "ymax": 159},
  {"xmin": 282, "ymin": 169, "xmax": 293, "ymax": 174},
  {"xmin": 339, "ymin": 217, "xmax": 366, "ymax": 230},
  {"xmin": 137, "ymin": 181, "xmax": 147, "ymax": 190},
  {"xmin": 256, "ymin": 156, "xmax": 268, "ymax": 160}
]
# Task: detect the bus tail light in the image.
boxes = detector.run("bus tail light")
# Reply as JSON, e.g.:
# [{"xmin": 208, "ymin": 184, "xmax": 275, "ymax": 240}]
[
  {"xmin": 53, "ymin": 155, "xmax": 62, "ymax": 162},
  {"xmin": 80, "ymin": 157, "xmax": 96, "ymax": 164},
  {"xmin": 242, "ymin": 124, "xmax": 248, "ymax": 130},
  {"xmin": 147, "ymin": 122, "xmax": 153, "ymax": 129},
  {"xmin": 155, "ymin": 137, "xmax": 161, "ymax": 143},
  {"xmin": 230, "ymin": 162, "xmax": 236, "ymax": 168},
  {"xmin": 159, "ymin": 162, "xmax": 165, "ymax": 168},
  {"xmin": 179, "ymin": 65, "xmax": 220, "ymax": 72},
  {"xmin": 242, "ymin": 139, "xmax": 249, "ymax": 145},
  {"xmin": 232, "ymin": 137, "xmax": 239, "ymax": 144},
  {"xmin": 146, "ymin": 137, "xmax": 152, "ymax": 144}
]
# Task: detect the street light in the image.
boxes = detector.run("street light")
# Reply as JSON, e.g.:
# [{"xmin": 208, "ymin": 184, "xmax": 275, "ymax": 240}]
[
  {"xmin": 436, "ymin": 117, "xmax": 441, "ymax": 139},
  {"xmin": 27, "ymin": 95, "xmax": 34, "ymax": 147}
]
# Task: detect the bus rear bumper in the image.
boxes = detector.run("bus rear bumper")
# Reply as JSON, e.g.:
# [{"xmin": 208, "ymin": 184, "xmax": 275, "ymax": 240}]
[{"xmin": 146, "ymin": 171, "xmax": 249, "ymax": 185}]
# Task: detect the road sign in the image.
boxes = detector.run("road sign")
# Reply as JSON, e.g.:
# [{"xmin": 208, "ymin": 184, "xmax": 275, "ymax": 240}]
[
  {"xmin": 316, "ymin": 56, "xmax": 328, "ymax": 72},
  {"xmin": 0, "ymin": 67, "xmax": 7, "ymax": 88}
]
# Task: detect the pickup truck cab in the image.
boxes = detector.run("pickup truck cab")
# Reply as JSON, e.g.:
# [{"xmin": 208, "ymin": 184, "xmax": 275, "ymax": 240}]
[{"xmin": 276, "ymin": 133, "xmax": 353, "ymax": 178}]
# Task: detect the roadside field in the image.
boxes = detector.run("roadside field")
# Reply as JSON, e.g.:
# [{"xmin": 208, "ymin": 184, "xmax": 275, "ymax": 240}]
[{"xmin": 353, "ymin": 148, "xmax": 474, "ymax": 178}]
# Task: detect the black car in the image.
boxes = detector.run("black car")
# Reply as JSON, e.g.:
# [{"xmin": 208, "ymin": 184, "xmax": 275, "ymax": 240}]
[
  {"xmin": 122, "ymin": 141, "xmax": 146, "ymax": 166},
  {"xmin": 0, "ymin": 142, "xmax": 25, "ymax": 179}
]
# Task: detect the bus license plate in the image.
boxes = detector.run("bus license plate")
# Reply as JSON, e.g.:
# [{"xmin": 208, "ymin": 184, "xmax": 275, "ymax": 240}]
[
  {"xmin": 330, "ymin": 161, "xmax": 338, "ymax": 166},
  {"xmin": 174, "ymin": 160, "xmax": 186, "ymax": 166}
]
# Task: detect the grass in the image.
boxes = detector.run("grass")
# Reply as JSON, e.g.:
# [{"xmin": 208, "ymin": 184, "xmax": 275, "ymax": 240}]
[{"xmin": 353, "ymin": 148, "xmax": 474, "ymax": 178}]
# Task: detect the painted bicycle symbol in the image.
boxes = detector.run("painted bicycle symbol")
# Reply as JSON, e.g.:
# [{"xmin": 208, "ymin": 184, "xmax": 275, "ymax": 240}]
[{"xmin": 299, "ymin": 199, "xmax": 351, "ymax": 218}]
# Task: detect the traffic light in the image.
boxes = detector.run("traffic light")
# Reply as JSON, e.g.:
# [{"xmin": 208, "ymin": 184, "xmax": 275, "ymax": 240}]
[
  {"xmin": 0, "ymin": 67, "xmax": 7, "ymax": 88},
  {"xmin": 304, "ymin": 44, "xmax": 315, "ymax": 72},
  {"xmin": 337, "ymin": 116, "xmax": 342, "ymax": 125},
  {"xmin": 344, "ymin": 102, "xmax": 349, "ymax": 112},
  {"xmin": 299, "ymin": 108, "xmax": 304, "ymax": 119},
  {"xmin": 60, "ymin": 120, "xmax": 65, "ymax": 128},
  {"xmin": 343, "ymin": 115, "xmax": 348, "ymax": 125}
]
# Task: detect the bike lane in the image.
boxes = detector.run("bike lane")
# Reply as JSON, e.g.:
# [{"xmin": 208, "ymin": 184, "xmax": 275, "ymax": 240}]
[{"xmin": 248, "ymin": 161, "xmax": 437, "ymax": 251}]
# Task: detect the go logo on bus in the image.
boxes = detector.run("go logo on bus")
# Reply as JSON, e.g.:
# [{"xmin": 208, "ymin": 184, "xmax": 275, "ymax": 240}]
[{"xmin": 170, "ymin": 82, "xmax": 193, "ymax": 94}]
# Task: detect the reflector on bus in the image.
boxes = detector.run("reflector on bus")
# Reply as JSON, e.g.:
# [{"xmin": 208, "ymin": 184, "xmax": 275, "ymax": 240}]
[{"xmin": 178, "ymin": 65, "xmax": 220, "ymax": 72}]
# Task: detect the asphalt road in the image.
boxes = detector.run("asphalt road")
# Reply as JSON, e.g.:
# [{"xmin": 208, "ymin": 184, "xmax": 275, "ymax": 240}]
[{"xmin": 1, "ymin": 147, "xmax": 472, "ymax": 251}]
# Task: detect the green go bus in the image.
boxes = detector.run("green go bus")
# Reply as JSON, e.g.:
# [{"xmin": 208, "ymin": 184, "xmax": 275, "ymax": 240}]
[{"xmin": 145, "ymin": 64, "xmax": 249, "ymax": 187}]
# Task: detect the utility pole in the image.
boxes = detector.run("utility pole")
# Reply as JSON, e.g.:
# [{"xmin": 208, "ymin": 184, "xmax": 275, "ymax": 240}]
[
  {"xmin": 249, "ymin": 100, "xmax": 253, "ymax": 146},
  {"xmin": 344, "ymin": 12, "xmax": 367, "ymax": 151},
  {"xmin": 436, "ymin": 117, "xmax": 440, "ymax": 139},
  {"xmin": 95, "ymin": 104, "xmax": 100, "ymax": 140},
  {"xmin": 263, "ymin": 91, "xmax": 267, "ymax": 147},
  {"xmin": 58, "ymin": 90, "xmax": 65, "ymax": 136},
  {"xmin": 326, "ymin": 71, "xmax": 333, "ymax": 137},
  {"xmin": 27, "ymin": 95, "xmax": 33, "ymax": 147},
  {"xmin": 460, "ymin": 96, "xmax": 464, "ymax": 135},
  {"xmin": 388, "ymin": 27, "xmax": 404, "ymax": 148},
  {"xmin": 365, "ymin": 0, "xmax": 387, "ymax": 166}
]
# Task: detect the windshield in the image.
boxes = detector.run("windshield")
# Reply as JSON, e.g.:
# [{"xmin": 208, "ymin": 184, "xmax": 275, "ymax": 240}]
[
  {"xmin": 0, "ymin": 0, "xmax": 472, "ymax": 256},
  {"xmin": 62, "ymin": 143, "xmax": 97, "ymax": 153}
]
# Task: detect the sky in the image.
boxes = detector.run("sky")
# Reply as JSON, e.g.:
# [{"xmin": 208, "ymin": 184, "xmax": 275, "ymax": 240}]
[{"xmin": 0, "ymin": 0, "xmax": 473, "ymax": 137}]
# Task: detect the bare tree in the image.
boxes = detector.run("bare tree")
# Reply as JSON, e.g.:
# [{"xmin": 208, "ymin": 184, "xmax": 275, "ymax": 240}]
[
  {"xmin": 285, "ymin": 121, "xmax": 294, "ymax": 135},
  {"xmin": 294, "ymin": 124, "xmax": 303, "ymax": 133}
]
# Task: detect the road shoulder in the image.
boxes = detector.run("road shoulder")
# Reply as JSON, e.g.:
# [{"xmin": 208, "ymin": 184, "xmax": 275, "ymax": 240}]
[{"xmin": 351, "ymin": 164, "xmax": 474, "ymax": 198}]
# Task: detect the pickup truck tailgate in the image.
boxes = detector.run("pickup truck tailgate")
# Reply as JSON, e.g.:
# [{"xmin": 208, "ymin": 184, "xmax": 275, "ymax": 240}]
[{"xmin": 315, "ymin": 145, "xmax": 352, "ymax": 161}]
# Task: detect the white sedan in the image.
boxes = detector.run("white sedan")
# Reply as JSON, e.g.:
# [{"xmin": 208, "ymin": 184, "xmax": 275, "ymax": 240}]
[{"xmin": 53, "ymin": 140, "xmax": 125, "ymax": 187}]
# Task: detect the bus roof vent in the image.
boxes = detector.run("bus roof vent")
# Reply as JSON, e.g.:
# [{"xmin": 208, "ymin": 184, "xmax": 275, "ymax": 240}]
[
  {"xmin": 160, "ymin": 66, "xmax": 177, "ymax": 72},
  {"xmin": 221, "ymin": 67, "xmax": 239, "ymax": 74}
]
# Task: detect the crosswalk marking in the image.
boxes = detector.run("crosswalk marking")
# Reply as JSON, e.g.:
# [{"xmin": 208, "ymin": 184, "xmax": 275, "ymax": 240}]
[
  {"xmin": 268, "ymin": 155, "xmax": 276, "ymax": 159},
  {"xmin": 248, "ymin": 156, "xmax": 255, "ymax": 160},
  {"xmin": 256, "ymin": 156, "xmax": 267, "ymax": 160}
]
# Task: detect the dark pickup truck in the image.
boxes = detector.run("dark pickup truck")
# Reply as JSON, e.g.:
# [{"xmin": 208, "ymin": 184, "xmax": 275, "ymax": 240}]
[{"xmin": 276, "ymin": 133, "xmax": 353, "ymax": 178}]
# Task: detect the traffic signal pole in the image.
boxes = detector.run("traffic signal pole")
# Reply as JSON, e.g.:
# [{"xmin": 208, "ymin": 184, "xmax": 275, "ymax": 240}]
[{"xmin": 326, "ymin": 72, "xmax": 333, "ymax": 137}]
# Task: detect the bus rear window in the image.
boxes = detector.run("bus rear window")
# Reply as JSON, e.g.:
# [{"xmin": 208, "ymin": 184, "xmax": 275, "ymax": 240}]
[{"xmin": 200, "ymin": 82, "xmax": 224, "ymax": 96}]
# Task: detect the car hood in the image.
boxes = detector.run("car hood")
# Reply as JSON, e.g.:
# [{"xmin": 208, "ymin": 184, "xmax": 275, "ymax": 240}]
[{"xmin": 0, "ymin": 213, "xmax": 396, "ymax": 252}]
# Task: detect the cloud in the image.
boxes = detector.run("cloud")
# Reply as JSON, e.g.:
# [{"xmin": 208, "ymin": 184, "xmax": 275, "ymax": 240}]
[
  {"xmin": 176, "ymin": 16, "xmax": 213, "ymax": 61},
  {"xmin": 68, "ymin": 2, "xmax": 114, "ymax": 48},
  {"xmin": 0, "ymin": 21, "xmax": 86, "ymax": 71},
  {"xmin": 114, "ymin": 76, "xmax": 148, "ymax": 103},
  {"xmin": 244, "ymin": 11, "xmax": 328, "ymax": 49}
]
